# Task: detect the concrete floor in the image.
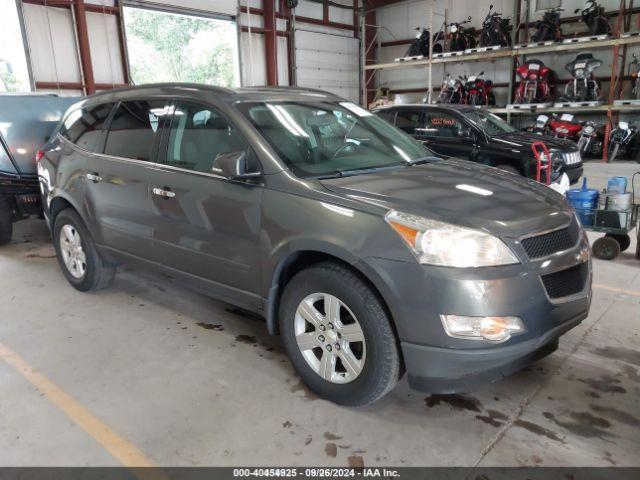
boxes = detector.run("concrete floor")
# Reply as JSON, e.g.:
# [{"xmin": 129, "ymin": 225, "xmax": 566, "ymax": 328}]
[{"xmin": 0, "ymin": 161, "xmax": 639, "ymax": 468}]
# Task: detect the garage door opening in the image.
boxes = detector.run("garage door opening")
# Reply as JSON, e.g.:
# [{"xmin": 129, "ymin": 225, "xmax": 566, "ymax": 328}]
[
  {"xmin": 123, "ymin": 6, "xmax": 239, "ymax": 87},
  {"xmin": 0, "ymin": 0, "xmax": 31, "ymax": 92}
]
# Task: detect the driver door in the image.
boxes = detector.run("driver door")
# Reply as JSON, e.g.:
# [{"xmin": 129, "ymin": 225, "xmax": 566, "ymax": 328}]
[{"xmin": 418, "ymin": 111, "xmax": 476, "ymax": 160}]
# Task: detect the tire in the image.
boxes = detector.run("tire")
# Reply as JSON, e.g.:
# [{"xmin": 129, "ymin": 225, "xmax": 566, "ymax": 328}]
[
  {"xmin": 469, "ymin": 93, "xmax": 480, "ymax": 106},
  {"xmin": 609, "ymin": 143, "xmax": 620, "ymax": 162},
  {"xmin": 488, "ymin": 92, "xmax": 496, "ymax": 106},
  {"xmin": 605, "ymin": 233, "xmax": 631, "ymax": 252},
  {"xmin": 0, "ymin": 195, "xmax": 12, "ymax": 245},
  {"xmin": 592, "ymin": 236, "xmax": 620, "ymax": 260},
  {"xmin": 53, "ymin": 209, "xmax": 116, "ymax": 292},
  {"xmin": 279, "ymin": 262, "xmax": 402, "ymax": 406},
  {"xmin": 576, "ymin": 136, "xmax": 588, "ymax": 154}
]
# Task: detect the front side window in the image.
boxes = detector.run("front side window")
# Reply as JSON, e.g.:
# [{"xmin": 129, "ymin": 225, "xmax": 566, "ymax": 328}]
[
  {"xmin": 465, "ymin": 109, "xmax": 516, "ymax": 136},
  {"xmin": 394, "ymin": 109, "xmax": 425, "ymax": 135},
  {"xmin": 104, "ymin": 100, "xmax": 168, "ymax": 161},
  {"xmin": 422, "ymin": 112, "xmax": 463, "ymax": 138},
  {"xmin": 61, "ymin": 103, "xmax": 115, "ymax": 151},
  {"xmin": 165, "ymin": 102, "xmax": 249, "ymax": 174},
  {"xmin": 236, "ymin": 101, "xmax": 430, "ymax": 179}
]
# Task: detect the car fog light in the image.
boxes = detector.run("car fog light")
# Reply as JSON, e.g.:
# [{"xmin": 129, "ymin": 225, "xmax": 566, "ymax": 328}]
[{"xmin": 440, "ymin": 315, "xmax": 525, "ymax": 342}]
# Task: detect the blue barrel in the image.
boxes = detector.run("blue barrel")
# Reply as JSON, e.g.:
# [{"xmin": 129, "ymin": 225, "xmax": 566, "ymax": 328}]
[
  {"xmin": 566, "ymin": 178, "xmax": 599, "ymax": 226},
  {"xmin": 607, "ymin": 176, "xmax": 627, "ymax": 194}
]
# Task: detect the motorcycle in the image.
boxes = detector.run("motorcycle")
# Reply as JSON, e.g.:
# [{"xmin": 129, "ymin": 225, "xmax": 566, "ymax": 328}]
[
  {"xmin": 563, "ymin": 53, "xmax": 601, "ymax": 102},
  {"xmin": 576, "ymin": 121, "xmax": 604, "ymax": 158},
  {"xmin": 549, "ymin": 113, "xmax": 584, "ymax": 141},
  {"xmin": 526, "ymin": 114, "xmax": 551, "ymax": 134},
  {"xmin": 608, "ymin": 121, "xmax": 639, "ymax": 162},
  {"xmin": 464, "ymin": 71, "xmax": 496, "ymax": 106},
  {"xmin": 514, "ymin": 59, "xmax": 552, "ymax": 104},
  {"xmin": 405, "ymin": 28, "xmax": 444, "ymax": 57},
  {"xmin": 532, "ymin": 7, "xmax": 563, "ymax": 42},
  {"xmin": 480, "ymin": 4, "xmax": 512, "ymax": 47},
  {"xmin": 436, "ymin": 74, "xmax": 464, "ymax": 103},
  {"xmin": 448, "ymin": 17, "xmax": 477, "ymax": 52},
  {"xmin": 574, "ymin": 0, "xmax": 611, "ymax": 36},
  {"xmin": 629, "ymin": 53, "xmax": 640, "ymax": 99}
]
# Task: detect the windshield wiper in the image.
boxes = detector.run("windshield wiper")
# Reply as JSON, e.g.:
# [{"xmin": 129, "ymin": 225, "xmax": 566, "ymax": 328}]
[
  {"xmin": 406, "ymin": 155, "xmax": 442, "ymax": 166},
  {"xmin": 313, "ymin": 164, "xmax": 405, "ymax": 179}
]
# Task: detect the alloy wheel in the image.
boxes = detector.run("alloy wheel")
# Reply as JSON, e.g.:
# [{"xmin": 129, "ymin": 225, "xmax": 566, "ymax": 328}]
[{"xmin": 59, "ymin": 224, "xmax": 87, "ymax": 279}]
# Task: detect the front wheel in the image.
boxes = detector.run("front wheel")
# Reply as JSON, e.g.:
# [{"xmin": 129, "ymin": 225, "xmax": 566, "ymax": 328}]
[
  {"xmin": 609, "ymin": 142, "xmax": 620, "ymax": 162},
  {"xmin": 279, "ymin": 262, "xmax": 402, "ymax": 406},
  {"xmin": 0, "ymin": 195, "xmax": 12, "ymax": 245},
  {"xmin": 53, "ymin": 209, "xmax": 116, "ymax": 292}
]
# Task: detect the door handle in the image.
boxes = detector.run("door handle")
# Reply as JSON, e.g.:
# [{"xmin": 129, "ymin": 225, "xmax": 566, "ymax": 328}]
[
  {"xmin": 85, "ymin": 173, "xmax": 102, "ymax": 183},
  {"xmin": 152, "ymin": 187, "xmax": 176, "ymax": 199}
]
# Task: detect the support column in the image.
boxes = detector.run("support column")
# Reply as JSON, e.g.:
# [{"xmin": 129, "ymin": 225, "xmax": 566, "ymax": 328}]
[
  {"xmin": 364, "ymin": 9, "xmax": 376, "ymax": 107},
  {"xmin": 263, "ymin": 0, "xmax": 278, "ymax": 85},
  {"xmin": 73, "ymin": 0, "xmax": 96, "ymax": 94}
]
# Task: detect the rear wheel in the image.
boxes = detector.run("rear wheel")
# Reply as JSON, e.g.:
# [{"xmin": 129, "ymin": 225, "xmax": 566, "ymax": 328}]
[
  {"xmin": 53, "ymin": 209, "xmax": 116, "ymax": 291},
  {"xmin": 592, "ymin": 236, "xmax": 621, "ymax": 260},
  {"xmin": 605, "ymin": 233, "xmax": 631, "ymax": 252},
  {"xmin": 0, "ymin": 195, "xmax": 12, "ymax": 245},
  {"xmin": 279, "ymin": 262, "xmax": 402, "ymax": 406}
]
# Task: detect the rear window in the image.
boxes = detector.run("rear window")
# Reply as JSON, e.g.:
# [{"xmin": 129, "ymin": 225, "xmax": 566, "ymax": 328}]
[
  {"xmin": 0, "ymin": 140, "xmax": 17, "ymax": 174},
  {"xmin": 60, "ymin": 102, "xmax": 115, "ymax": 151},
  {"xmin": 103, "ymin": 100, "xmax": 167, "ymax": 162}
]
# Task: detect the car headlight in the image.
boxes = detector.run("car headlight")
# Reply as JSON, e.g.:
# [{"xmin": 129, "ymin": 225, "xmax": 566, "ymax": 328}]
[
  {"xmin": 441, "ymin": 315, "xmax": 526, "ymax": 342},
  {"xmin": 385, "ymin": 210, "xmax": 519, "ymax": 267}
]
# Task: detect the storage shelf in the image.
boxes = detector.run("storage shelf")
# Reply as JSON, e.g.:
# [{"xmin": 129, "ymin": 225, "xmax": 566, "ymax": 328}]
[
  {"xmin": 489, "ymin": 104, "xmax": 640, "ymax": 115},
  {"xmin": 365, "ymin": 35, "xmax": 640, "ymax": 71}
]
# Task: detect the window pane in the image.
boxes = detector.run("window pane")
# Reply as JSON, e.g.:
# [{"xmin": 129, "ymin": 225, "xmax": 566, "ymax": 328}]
[
  {"xmin": 394, "ymin": 110, "xmax": 425, "ymax": 135},
  {"xmin": 0, "ymin": 141, "xmax": 16, "ymax": 174},
  {"xmin": 423, "ymin": 112, "xmax": 462, "ymax": 137},
  {"xmin": 123, "ymin": 7, "xmax": 239, "ymax": 87},
  {"xmin": 104, "ymin": 100, "xmax": 167, "ymax": 161},
  {"xmin": 61, "ymin": 103, "xmax": 114, "ymax": 151},
  {"xmin": 0, "ymin": 0, "xmax": 31, "ymax": 92},
  {"xmin": 166, "ymin": 102, "xmax": 247, "ymax": 173}
]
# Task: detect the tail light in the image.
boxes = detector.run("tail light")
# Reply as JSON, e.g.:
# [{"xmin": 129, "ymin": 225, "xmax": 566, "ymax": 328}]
[{"xmin": 35, "ymin": 149, "xmax": 44, "ymax": 162}]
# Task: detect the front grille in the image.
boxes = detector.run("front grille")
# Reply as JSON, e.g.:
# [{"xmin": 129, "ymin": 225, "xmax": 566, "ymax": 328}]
[
  {"xmin": 521, "ymin": 219, "xmax": 580, "ymax": 259},
  {"xmin": 541, "ymin": 262, "xmax": 589, "ymax": 299},
  {"xmin": 563, "ymin": 151, "xmax": 582, "ymax": 165}
]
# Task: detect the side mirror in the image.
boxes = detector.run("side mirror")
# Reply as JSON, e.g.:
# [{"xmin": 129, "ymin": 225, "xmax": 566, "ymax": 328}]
[{"xmin": 212, "ymin": 151, "xmax": 261, "ymax": 181}]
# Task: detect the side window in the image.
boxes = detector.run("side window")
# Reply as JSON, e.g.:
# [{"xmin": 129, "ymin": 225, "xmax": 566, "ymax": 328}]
[
  {"xmin": 423, "ymin": 112, "xmax": 463, "ymax": 138},
  {"xmin": 394, "ymin": 109, "xmax": 425, "ymax": 135},
  {"xmin": 374, "ymin": 110, "xmax": 395, "ymax": 123},
  {"xmin": 165, "ymin": 102, "xmax": 250, "ymax": 174},
  {"xmin": 104, "ymin": 100, "xmax": 167, "ymax": 161},
  {"xmin": 60, "ymin": 102, "xmax": 114, "ymax": 151}
]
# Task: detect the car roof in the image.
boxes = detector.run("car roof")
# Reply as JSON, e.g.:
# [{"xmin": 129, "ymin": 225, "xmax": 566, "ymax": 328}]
[
  {"xmin": 81, "ymin": 83, "xmax": 346, "ymax": 105},
  {"xmin": 374, "ymin": 103, "xmax": 479, "ymax": 114}
]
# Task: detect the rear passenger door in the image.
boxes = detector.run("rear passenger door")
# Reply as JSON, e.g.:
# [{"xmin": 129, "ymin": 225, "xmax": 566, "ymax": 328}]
[
  {"xmin": 84, "ymin": 99, "xmax": 169, "ymax": 258},
  {"xmin": 419, "ymin": 110, "xmax": 476, "ymax": 160},
  {"xmin": 149, "ymin": 100, "xmax": 263, "ymax": 308}
]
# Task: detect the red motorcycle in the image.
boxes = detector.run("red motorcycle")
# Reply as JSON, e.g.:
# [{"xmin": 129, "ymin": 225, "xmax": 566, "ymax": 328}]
[
  {"xmin": 515, "ymin": 59, "xmax": 552, "ymax": 104},
  {"xmin": 549, "ymin": 113, "xmax": 583, "ymax": 140},
  {"xmin": 464, "ymin": 71, "xmax": 496, "ymax": 106}
]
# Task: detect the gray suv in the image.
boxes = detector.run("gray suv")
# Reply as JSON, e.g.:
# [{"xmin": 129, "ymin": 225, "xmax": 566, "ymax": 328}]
[{"xmin": 39, "ymin": 85, "xmax": 592, "ymax": 406}]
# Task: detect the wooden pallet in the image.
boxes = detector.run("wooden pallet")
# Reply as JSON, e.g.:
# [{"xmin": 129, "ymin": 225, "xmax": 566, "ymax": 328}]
[
  {"xmin": 394, "ymin": 55, "xmax": 424, "ymax": 62},
  {"xmin": 553, "ymin": 101, "xmax": 603, "ymax": 108},
  {"xmin": 562, "ymin": 34, "xmax": 609, "ymax": 44}
]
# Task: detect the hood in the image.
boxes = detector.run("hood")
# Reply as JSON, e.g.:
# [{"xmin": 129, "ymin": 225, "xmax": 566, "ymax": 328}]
[
  {"xmin": 320, "ymin": 159, "xmax": 572, "ymax": 238},
  {"xmin": 490, "ymin": 131, "xmax": 578, "ymax": 152}
]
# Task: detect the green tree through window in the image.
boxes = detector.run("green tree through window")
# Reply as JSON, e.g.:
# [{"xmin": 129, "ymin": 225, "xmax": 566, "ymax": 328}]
[{"xmin": 123, "ymin": 7, "xmax": 239, "ymax": 87}]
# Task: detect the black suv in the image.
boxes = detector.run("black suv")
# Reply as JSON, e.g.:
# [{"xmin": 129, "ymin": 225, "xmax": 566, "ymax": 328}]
[
  {"xmin": 39, "ymin": 85, "xmax": 591, "ymax": 406},
  {"xmin": 374, "ymin": 104, "xmax": 584, "ymax": 184},
  {"xmin": 0, "ymin": 94, "xmax": 77, "ymax": 244}
]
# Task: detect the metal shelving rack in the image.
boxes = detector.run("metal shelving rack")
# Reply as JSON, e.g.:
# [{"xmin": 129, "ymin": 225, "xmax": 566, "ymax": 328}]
[{"xmin": 361, "ymin": 0, "xmax": 640, "ymax": 162}]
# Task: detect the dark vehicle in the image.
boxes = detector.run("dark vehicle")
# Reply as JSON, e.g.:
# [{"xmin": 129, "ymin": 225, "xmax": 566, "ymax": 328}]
[
  {"xmin": 532, "ymin": 7, "xmax": 563, "ymax": 42},
  {"xmin": 576, "ymin": 120, "xmax": 604, "ymax": 158},
  {"xmin": 575, "ymin": 0, "xmax": 611, "ymax": 36},
  {"xmin": 405, "ymin": 28, "xmax": 444, "ymax": 57},
  {"xmin": 563, "ymin": 53, "xmax": 601, "ymax": 102},
  {"xmin": 464, "ymin": 71, "xmax": 495, "ymax": 106},
  {"xmin": 629, "ymin": 53, "xmax": 640, "ymax": 99},
  {"xmin": 515, "ymin": 59, "xmax": 553, "ymax": 104},
  {"xmin": 526, "ymin": 114, "xmax": 551, "ymax": 134},
  {"xmin": 437, "ymin": 74, "xmax": 464, "ymax": 103},
  {"xmin": 374, "ymin": 104, "xmax": 584, "ymax": 184},
  {"xmin": 40, "ymin": 85, "xmax": 592, "ymax": 406},
  {"xmin": 448, "ymin": 17, "xmax": 476, "ymax": 51},
  {"xmin": 0, "ymin": 94, "xmax": 77, "ymax": 244},
  {"xmin": 608, "ymin": 121, "xmax": 640, "ymax": 162},
  {"xmin": 480, "ymin": 4, "xmax": 512, "ymax": 47}
]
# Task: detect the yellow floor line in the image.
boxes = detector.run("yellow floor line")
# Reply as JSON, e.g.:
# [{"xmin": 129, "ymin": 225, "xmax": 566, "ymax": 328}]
[
  {"xmin": 0, "ymin": 341, "xmax": 165, "ymax": 478},
  {"xmin": 593, "ymin": 283, "xmax": 640, "ymax": 298}
]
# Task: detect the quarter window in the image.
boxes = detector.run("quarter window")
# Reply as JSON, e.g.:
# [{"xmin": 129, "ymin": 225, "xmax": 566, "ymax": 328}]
[
  {"xmin": 60, "ymin": 102, "xmax": 114, "ymax": 151},
  {"xmin": 165, "ymin": 102, "xmax": 249, "ymax": 174},
  {"xmin": 104, "ymin": 100, "xmax": 167, "ymax": 161}
]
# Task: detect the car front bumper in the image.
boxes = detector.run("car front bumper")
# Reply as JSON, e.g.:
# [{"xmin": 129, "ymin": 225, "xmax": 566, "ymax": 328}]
[
  {"xmin": 562, "ymin": 163, "xmax": 583, "ymax": 185},
  {"xmin": 358, "ymin": 233, "xmax": 592, "ymax": 393}
]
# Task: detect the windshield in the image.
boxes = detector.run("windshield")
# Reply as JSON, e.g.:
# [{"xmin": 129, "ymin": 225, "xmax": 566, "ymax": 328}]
[
  {"xmin": 465, "ymin": 109, "xmax": 516, "ymax": 136},
  {"xmin": 236, "ymin": 101, "xmax": 432, "ymax": 178}
]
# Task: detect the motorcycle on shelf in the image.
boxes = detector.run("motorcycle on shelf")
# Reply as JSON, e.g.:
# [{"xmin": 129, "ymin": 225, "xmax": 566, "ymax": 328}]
[
  {"xmin": 629, "ymin": 53, "xmax": 640, "ymax": 99},
  {"xmin": 608, "ymin": 121, "xmax": 640, "ymax": 162},
  {"xmin": 448, "ymin": 17, "xmax": 477, "ymax": 51},
  {"xmin": 574, "ymin": 0, "xmax": 611, "ymax": 36},
  {"xmin": 437, "ymin": 74, "xmax": 464, "ymax": 103},
  {"xmin": 405, "ymin": 28, "xmax": 444, "ymax": 57},
  {"xmin": 532, "ymin": 7, "xmax": 564, "ymax": 42},
  {"xmin": 549, "ymin": 113, "xmax": 583, "ymax": 141},
  {"xmin": 526, "ymin": 114, "xmax": 551, "ymax": 134},
  {"xmin": 464, "ymin": 72, "xmax": 496, "ymax": 106},
  {"xmin": 563, "ymin": 53, "xmax": 602, "ymax": 102},
  {"xmin": 480, "ymin": 4, "xmax": 512, "ymax": 47},
  {"xmin": 576, "ymin": 121, "xmax": 604, "ymax": 158},
  {"xmin": 514, "ymin": 59, "xmax": 552, "ymax": 104}
]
